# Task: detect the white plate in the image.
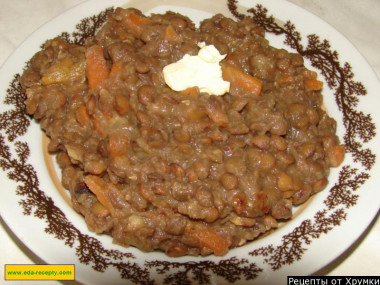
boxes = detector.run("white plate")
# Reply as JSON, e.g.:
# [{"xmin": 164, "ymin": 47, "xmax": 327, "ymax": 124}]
[{"xmin": 0, "ymin": 0, "xmax": 379, "ymax": 284}]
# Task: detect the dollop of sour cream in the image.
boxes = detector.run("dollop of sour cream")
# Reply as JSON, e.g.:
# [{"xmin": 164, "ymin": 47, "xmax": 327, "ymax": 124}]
[{"xmin": 163, "ymin": 42, "xmax": 230, "ymax": 96}]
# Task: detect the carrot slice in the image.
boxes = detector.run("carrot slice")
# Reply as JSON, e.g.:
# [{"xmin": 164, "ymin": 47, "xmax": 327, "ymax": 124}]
[
  {"xmin": 191, "ymin": 228, "xmax": 229, "ymax": 256},
  {"xmin": 85, "ymin": 45, "xmax": 109, "ymax": 91},
  {"xmin": 222, "ymin": 65, "xmax": 262, "ymax": 96},
  {"xmin": 108, "ymin": 133, "xmax": 129, "ymax": 157},
  {"xmin": 304, "ymin": 79, "xmax": 323, "ymax": 91},
  {"xmin": 180, "ymin": 86, "xmax": 200, "ymax": 98},
  {"xmin": 300, "ymin": 68, "xmax": 318, "ymax": 79},
  {"xmin": 164, "ymin": 25, "xmax": 178, "ymax": 42},
  {"xmin": 276, "ymin": 75, "xmax": 295, "ymax": 85},
  {"xmin": 84, "ymin": 175, "xmax": 115, "ymax": 216},
  {"xmin": 327, "ymin": 145, "xmax": 345, "ymax": 167},
  {"xmin": 123, "ymin": 11, "xmax": 153, "ymax": 36},
  {"xmin": 114, "ymin": 94, "xmax": 130, "ymax": 115},
  {"xmin": 75, "ymin": 104, "xmax": 92, "ymax": 127}
]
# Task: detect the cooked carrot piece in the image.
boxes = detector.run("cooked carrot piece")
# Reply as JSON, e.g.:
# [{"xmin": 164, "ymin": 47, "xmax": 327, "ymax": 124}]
[
  {"xmin": 123, "ymin": 11, "xmax": 153, "ymax": 36},
  {"xmin": 222, "ymin": 65, "xmax": 262, "ymax": 96},
  {"xmin": 164, "ymin": 25, "xmax": 178, "ymax": 42},
  {"xmin": 300, "ymin": 68, "xmax": 318, "ymax": 79},
  {"xmin": 180, "ymin": 86, "xmax": 200, "ymax": 98},
  {"xmin": 93, "ymin": 116, "xmax": 105, "ymax": 137},
  {"xmin": 327, "ymin": 145, "xmax": 345, "ymax": 167},
  {"xmin": 114, "ymin": 94, "xmax": 130, "ymax": 115},
  {"xmin": 304, "ymin": 79, "xmax": 323, "ymax": 91},
  {"xmin": 108, "ymin": 133, "xmax": 129, "ymax": 157},
  {"xmin": 85, "ymin": 45, "xmax": 109, "ymax": 91},
  {"xmin": 75, "ymin": 104, "xmax": 92, "ymax": 127},
  {"xmin": 312, "ymin": 178, "xmax": 328, "ymax": 192},
  {"xmin": 276, "ymin": 75, "xmax": 295, "ymax": 85},
  {"xmin": 191, "ymin": 228, "xmax": 229, "ymax": 256},
  {"xmin": 84, "ymin": 175, "xmax": 115, "ymax": 216}
]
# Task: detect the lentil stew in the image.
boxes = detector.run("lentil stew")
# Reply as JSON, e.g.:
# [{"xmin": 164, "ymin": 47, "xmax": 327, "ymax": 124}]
[{"xmin": 20, "ymin": 8, "xmax": 344, "ymax": 257}]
